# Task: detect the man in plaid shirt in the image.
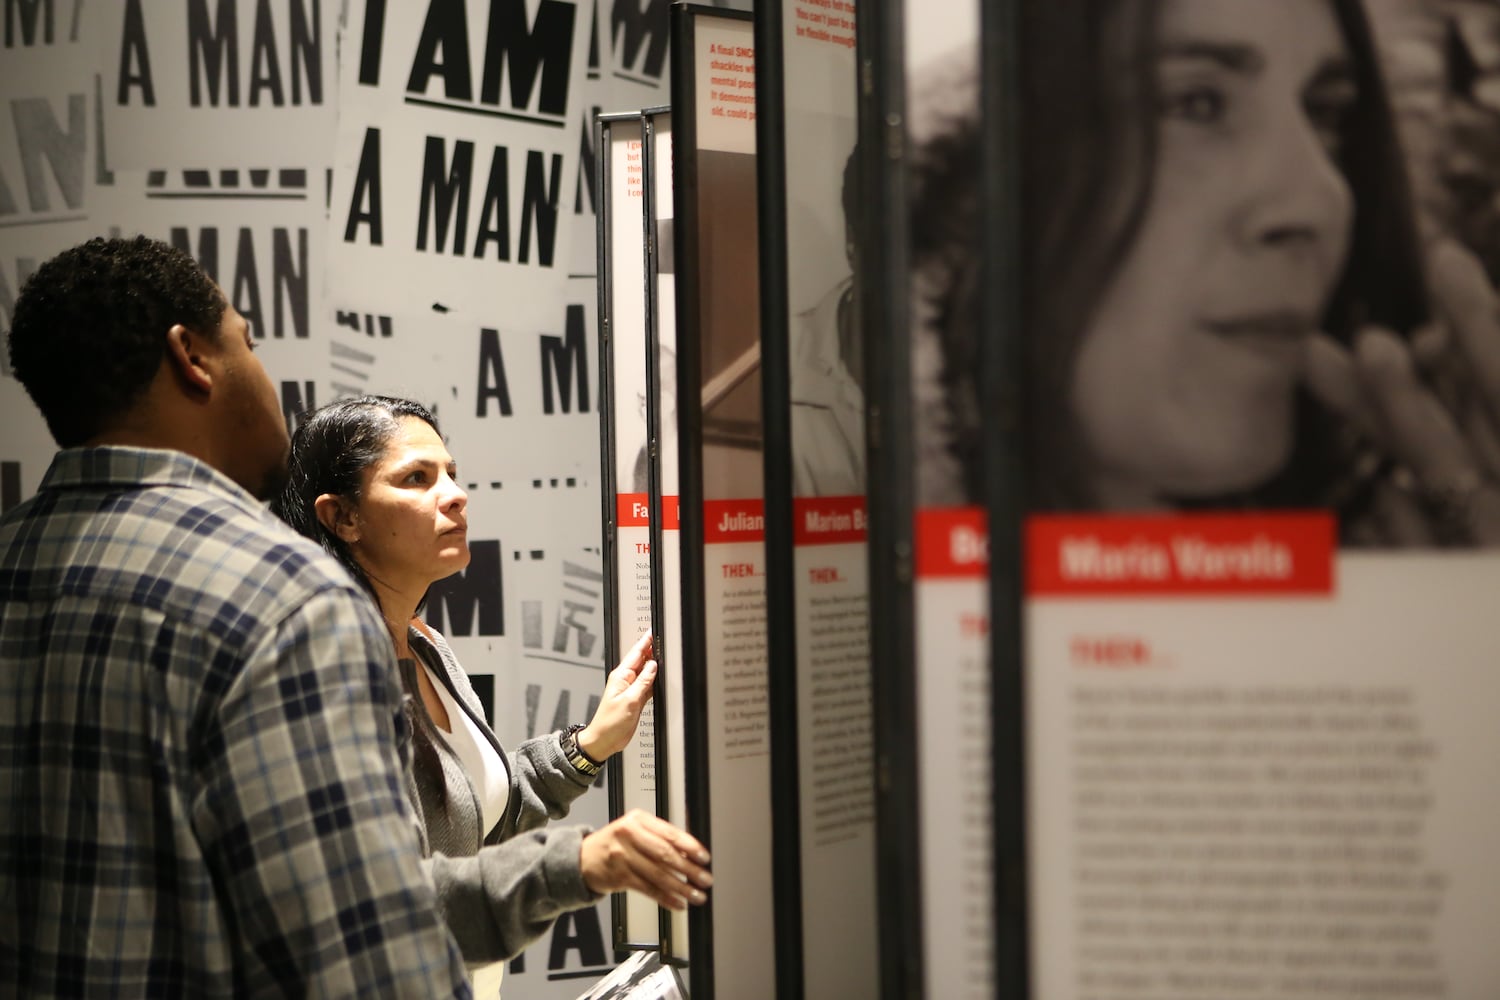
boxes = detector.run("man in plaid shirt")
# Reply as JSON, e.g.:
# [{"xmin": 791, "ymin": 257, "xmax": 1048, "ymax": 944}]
[{"xmin": 0, "ymin": 237, "xmax": 472, "ymax": 997}]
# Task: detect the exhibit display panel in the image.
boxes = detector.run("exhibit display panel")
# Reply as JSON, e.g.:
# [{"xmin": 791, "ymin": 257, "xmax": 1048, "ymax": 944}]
[
  {"xmin": 905, "ymin": 2, "xmax": 994, "ymax": 999},
  {"xmin": 865, "ymin": 0, "xmax": 994, "ymax": 996},
  {"xmin": 754, "ymin": 0, "xmax": 878, "ymax": 993},
  {"xmin": 670, "ymin": 6, "xmax": 775, "ymax": 999},
  {"xmin": 642, "ymin": 105, "xmax": 690, "ymax": 962},
  {"xmin": 988, "ymin": 3, "xmax": 1500, "ymax": 998},
  {"xmin": 596, "ymin": 110, "xmax": 662, "ymax": 952}
]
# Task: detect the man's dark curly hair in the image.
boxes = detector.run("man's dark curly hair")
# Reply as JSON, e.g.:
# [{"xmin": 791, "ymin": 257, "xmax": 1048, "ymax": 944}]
[{"xmin": 7, "ymin": 235, "xmax": 225, "ymax": 447}]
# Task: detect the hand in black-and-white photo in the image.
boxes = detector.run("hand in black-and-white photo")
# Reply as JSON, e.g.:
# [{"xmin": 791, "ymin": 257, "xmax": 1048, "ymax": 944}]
[{"xmin": 1305, "ymin": 236, "xmax": 1500, "ymax": 545}]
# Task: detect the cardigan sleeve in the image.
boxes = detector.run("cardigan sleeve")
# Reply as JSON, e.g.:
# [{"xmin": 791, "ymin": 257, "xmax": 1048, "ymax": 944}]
[
  {"xmin": 425, "ymin": 824, "xmax": 603, "ymax": 963},
  {"xmin": 422, "ymin": 728, "xmax": 603, "ymax": 963},
  {"xmin": 493, "ymin": 732, "xmax": 598, "ymax": 839}
]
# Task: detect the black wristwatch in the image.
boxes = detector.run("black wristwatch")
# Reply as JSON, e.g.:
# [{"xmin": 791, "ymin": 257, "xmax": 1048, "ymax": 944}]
[{"xmin": 561, "ymin": 724, "xmax": 603, "ymax": 777}]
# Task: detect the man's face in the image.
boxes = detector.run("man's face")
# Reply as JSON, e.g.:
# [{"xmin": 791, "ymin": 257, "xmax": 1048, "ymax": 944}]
[{"xmin": 214, "ymin": 300, "xmax": 290, "ymax": 499}]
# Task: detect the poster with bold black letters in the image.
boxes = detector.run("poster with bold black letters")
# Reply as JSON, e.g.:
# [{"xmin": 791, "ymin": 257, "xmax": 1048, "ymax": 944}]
[
  {"xmin": 0, "ymin": 16, "xmax": 101, "ymax": 507},
  {"xmin": 326, "ymin": 0, "xmax": 591, "ymax": 321},
  {"xmin": 100, "ymin": 0, "xmax": 340, "ymax": 167},
  {"xmin": 0, "ymin": 1, "xmax": 683, "ymax": 996}
]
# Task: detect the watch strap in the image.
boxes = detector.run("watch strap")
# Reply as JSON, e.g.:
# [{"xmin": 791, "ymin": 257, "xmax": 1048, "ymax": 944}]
[{"xmin": 561, "ymin": 724, "xmax": 603, "ymax": 777}]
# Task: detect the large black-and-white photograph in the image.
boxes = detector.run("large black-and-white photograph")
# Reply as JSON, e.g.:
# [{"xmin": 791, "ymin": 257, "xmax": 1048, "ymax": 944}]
[
  {"xmin": 915, "ymin": 0, "xmax": 1500, "ymax": 547},
  {"xmin": 779, "ymin": 0, "xmax": 864, "ymax": 503},
  {"xmin": 697, "ymin": 147, "xmax": 765, "ymax": 501},
  {"xmin": 789, "ymin": 138, "xmax": 864, "ymax": 498}
]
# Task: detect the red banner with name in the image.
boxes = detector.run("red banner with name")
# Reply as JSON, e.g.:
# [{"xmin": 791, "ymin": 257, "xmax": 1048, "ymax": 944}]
[
  {"xmin": 793, "ymin": 496, "xmax": 868, "ymax": 545},
  {"xmin": 1026, "ymin": 512, "xmax": 1334, "ymax": 596},
  {"xmin": 616, "ymin": 493, "xmax": 679, "ymax": 529},
  {"xmin": 703, "ymin": 498, "xmax": 766, "ymax": 543},
  {"xmin": 915, "ymin": 506, "xmax": 988, "ymax": 579}
]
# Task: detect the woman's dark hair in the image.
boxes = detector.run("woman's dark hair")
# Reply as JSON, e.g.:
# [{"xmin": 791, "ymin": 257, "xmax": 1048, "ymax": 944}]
[
  {"xmin": 1016, "ymin": 0, "xmax": 1160, "ymax": 509},
  {"xmin": 272, "ymin": 395, "xmax": 453, "ymax": 808},
  {"xmin": 271, "ymin": 395, "xmax": 441, "ymax": 607},
  {"xmin": 918, "ymin": 0, "xmax": 1430, "ymax": 511},
  {"xmin": 7, "ymin": 235, "xmax": 225, "ymax": 447}
]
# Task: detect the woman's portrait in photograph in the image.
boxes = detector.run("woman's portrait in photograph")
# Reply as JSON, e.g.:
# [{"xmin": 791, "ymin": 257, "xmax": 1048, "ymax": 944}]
[{"xmin": 913, "ymin": 0, "xmax": 1500, "ymax": 547}]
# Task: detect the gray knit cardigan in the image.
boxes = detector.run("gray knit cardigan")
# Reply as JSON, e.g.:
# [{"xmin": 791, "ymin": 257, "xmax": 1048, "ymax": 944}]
[{"xmin": 400, "ymin": 624, "xmax": 602, "ymax": 964}]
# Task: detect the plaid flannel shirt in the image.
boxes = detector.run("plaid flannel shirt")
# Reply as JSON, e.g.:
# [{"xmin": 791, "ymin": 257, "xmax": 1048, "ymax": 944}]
[{"xmin": 0, "ymin": 447, "xmax": 472, "ymax": 998}]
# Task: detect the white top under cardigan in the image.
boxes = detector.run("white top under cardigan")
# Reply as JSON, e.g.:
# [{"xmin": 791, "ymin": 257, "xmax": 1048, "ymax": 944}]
[{"xmin": 419, "ymin": 655, "xmax": 509, "ymax": 837}]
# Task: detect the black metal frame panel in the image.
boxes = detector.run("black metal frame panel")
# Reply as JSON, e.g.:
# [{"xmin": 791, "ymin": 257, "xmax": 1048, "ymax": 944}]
[
  {"xmin": 750, "ymin": 0, "xmax": 802, "ymax": 996},
  {"xmin": 597, "ymin": 107, "xmax": 667, "ymax": 956},
  {"xmin": 858, "ymin": 0, "xmax": 920, "ymax": 996},
  {"xmin": 755, "ymin": 0, "xmax": 874, "ymax": 995},
  {"xmin": 671, "ymin": 4, "xmax": 763, "ymax": 997},
  {"xmin": 668, "ymin": 5, "xmax": 712, "ymax": 985},
  {"xmin": 642, "ymin": 101, "xmax": 689, "ymax": 965},
  {"xmin": 980, "ymin": 1, "xmax": 1030, "ymax": 993}
]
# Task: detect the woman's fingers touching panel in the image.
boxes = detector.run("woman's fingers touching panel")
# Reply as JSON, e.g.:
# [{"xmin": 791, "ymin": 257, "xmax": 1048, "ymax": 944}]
[{"xmin": 579, "ymin": 811, "xmax": 712, "ymax": 910}]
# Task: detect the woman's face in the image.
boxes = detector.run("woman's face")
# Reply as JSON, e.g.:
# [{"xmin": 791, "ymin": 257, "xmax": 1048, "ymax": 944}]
[
  {"xmin": 349, "ymin": 415, "xmax": 470, "ymax": 592},
  {"xmin": 1069, "ymin": 0, "xmax": 1358, "ymax": 506}
]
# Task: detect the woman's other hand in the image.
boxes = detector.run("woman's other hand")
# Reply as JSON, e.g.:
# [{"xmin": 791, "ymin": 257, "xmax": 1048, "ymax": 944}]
[
  {"xmin": 577, "ymin": 632, "xmax": 656, "ymax": 762},
  {"xmin": 580, "ymin": 810, "xmax": 712, "ymax": 910},
  {"xmin": 1304, "ymin": 237, "xmax": 1500, "ymax": 545}
]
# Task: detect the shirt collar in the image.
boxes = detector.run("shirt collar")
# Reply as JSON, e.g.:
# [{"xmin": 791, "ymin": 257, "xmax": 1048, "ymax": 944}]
[{"xmin": 38, "ymin": 446, "xmax": 270, "ymax": 520}]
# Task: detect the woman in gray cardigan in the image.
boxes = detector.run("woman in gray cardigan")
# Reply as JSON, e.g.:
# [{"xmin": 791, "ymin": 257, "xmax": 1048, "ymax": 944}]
[{"xmin": 272, "ymin": 395, "xmax": 712, "ymax": 964}]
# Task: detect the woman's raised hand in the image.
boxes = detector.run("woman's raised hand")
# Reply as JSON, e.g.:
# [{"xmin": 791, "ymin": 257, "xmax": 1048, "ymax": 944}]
[
  {"xmin": 577, "ymin": 632, "xmax": 656, "ymax": 762},
  {"xmin": 1305, "ymin": 237, "xmax": 1500, "ymax": 545}
]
